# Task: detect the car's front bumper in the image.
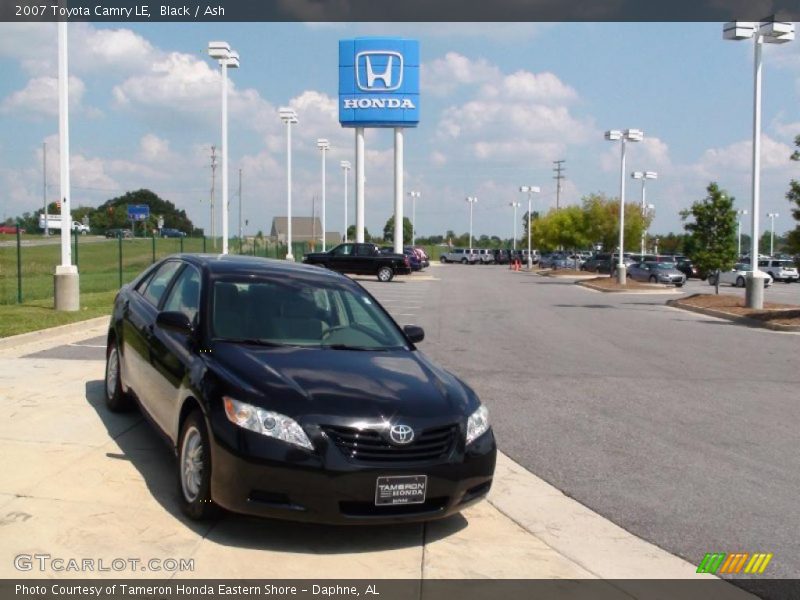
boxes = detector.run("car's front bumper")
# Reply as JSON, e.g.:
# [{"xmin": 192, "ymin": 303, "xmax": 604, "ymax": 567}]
[{"xmin": 208, "ymin": 419, "xmax": 497, "ymax": 525}]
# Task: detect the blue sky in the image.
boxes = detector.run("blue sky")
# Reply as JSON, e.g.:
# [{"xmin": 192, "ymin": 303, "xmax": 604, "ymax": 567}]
[{"xmin": 0, "ymin": 22, "xmax": 798, "ymax": 240}]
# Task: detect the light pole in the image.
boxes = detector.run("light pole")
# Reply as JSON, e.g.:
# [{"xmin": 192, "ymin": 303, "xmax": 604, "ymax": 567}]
[
  {"xmin": 208, "ymin": 41, "xmax": 240, "ymax": 255},
  {"xmin": 317, "ymin": 139, "xmax": 330, "ymax": 251},
  {"xmin": 632, "ymin": 171, "xmax": 657, "ymax": 257},
  {"xmin": 736, "ymin": 209, "xmax": 748, "ymax": 257},
  {"xmin": 340, "ymin": 161, "xmax": 351, "ymax": 242},
  {"xmin": 279, "ymin": 107, "xmax": 298, "ymax": 260},
  {"xmin": 605, "ymin": 129, "xmax": 643, "ymax": 284},
  {"xmin": 408, "ymin": 191, "xmax": 420, "ymax": 246},
  {"xmin": 509, "ymin": 202, "xmax": 521, "ymax": 250},
  {"xmin": 519, "ymin": 186, "xmax": 540, "ymax": 269},
  {"xmin": 466, "ymin": 197, "xmax": 478, "ymax": 252},
  {"xmin": 724, "ymin": 19, "xmax": 794, "ymax": 308},
  {"xmin": 767, "ymin": 212, "xmax": 779, "ymax": 256}
]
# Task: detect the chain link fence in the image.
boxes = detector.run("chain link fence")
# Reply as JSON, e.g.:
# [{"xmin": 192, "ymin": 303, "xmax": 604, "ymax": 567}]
[{"xmin": 0, "ymin": 233, "xmax": 310, "ymax": 305}]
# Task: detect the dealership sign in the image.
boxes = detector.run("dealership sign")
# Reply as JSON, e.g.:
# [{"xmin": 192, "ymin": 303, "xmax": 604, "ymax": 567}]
[
  {"xmin": 127, "ymin": 204, "xmax": 150, "ymax": 221},
  {"xmin": 339, "ymin": 38, "xmax": 420, "ymax": 128}
]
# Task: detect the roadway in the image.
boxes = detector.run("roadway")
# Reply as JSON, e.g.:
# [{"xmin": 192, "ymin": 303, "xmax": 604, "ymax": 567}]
[{"xmin": 362, "ymin": 265, "xmax": 800, "ymax": 589}]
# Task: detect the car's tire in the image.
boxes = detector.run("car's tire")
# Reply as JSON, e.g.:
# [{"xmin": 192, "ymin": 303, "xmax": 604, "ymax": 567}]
[
  {"xmin": 736, "ymin": 276, "xmax": 745, "ymax": 288},
  {"xmin": 177, "ymin": 410, "xmax": 219, "ymax": 521},
  {"xmin": 676, "ymin": 283, "xmax": 684, "ymax": 288},
  {"xmin": 649, "ymin": 275, "xmax": 657, "ymax": 284},
  {"xmin": 105, "ymin": 338, "xmax": 134, "ymax": 412},
  {"xmin": 377, "ymin": 266, "xmax": 394, "ymax": 282},
  {"xmin": 440, "ymin": 257, "xmax": 447, "ymax": 263}
]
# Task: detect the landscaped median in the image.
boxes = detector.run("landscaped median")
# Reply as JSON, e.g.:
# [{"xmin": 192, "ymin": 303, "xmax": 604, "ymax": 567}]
[
  {"xmin": 0, "ymin": 291, "xmax": 115, "ymax": 338},
  {"xmin": 577, "ymin": 276, "xmax": 683, "ymax": 293},
  {"xmin": 667, "ymin": 293, "xmax": 800, "ymax": 332}
]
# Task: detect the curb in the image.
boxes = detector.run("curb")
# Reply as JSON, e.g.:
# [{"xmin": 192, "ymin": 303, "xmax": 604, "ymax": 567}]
[
  {"xmin": 577, "ymin": 281, "xmax": 684, "ymax": 295},
  {"xmin": 0, "ymin": 315, "xmax": 110, "ymax": 350},
  {"xmin": 666, "ymin": 299, "xmax": 800, "ymax": 332}
]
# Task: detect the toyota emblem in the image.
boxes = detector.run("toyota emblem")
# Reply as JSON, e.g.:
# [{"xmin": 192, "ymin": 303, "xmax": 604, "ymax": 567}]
[{"xmin": 389, "ymin": 424, "xmax": 415, "ymax": 445}]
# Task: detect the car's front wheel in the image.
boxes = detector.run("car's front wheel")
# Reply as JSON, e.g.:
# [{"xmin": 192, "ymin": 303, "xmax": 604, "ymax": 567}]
[
  {"xmin": 649, "ymin": 275, "xmax": 657, "ymax": 284},
  {"xmin": 377, "ymin": 266, "xmax": 394, "ymax": 282},
  {"xmin": 440, "ymin": 256, "xmax": 447, "ymax": 263},
  {"xmin": 736, "ymin": 276, "xmax": 745, "ymax": 288},
  {"xmin": 178, "ymin": 410, "xmax": 219, "ymax": 520},
  {"xmin": 105, "ymin": 338, "xmax": 133, "ymax": 412}
]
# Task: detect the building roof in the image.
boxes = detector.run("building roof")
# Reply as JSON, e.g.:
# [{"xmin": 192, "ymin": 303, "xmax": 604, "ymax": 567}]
[{"xmin": 270, "ymin": 217, "xmax": 340, "ymax": 243}]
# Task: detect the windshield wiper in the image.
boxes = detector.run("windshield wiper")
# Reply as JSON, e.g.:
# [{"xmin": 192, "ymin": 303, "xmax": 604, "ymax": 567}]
[
  {"xmin": 322, "ymin": 343, "xmax": 388, "ymax": 351},
  {"xmin": 220, "ymin": 338, "xmax": 290, "ymax": 347}
]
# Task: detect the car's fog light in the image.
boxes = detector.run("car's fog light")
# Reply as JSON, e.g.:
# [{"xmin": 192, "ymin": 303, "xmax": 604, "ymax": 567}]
[
  {"xmin": 466, "ymin": 405, "xmax": 490, "ymax": 445},
  {"xmin": 223, "ymin": 397, "xmax": 313, "ymax": 450}
]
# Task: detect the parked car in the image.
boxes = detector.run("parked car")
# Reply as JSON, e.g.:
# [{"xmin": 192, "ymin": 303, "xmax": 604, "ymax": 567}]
[
  {"xmin": 161, "ymin": 228, "xmax": 187, "ymax": 238},
  {"xmin": 520, "ymin": 249, "xmax": 540, "ymax": 265},
  {"xmin": 476, "ymin": 249, "xmax": 494, "ymax": 264},
  {"xmin": 757, "ymin": 258, "xmax": 799, "ymax": 283},
  {"xmin": 440, "ymin": 248, "xmax": 478, "ymax": 264},
  {"xmin": 412, "ymin": 247, "xmax": 430, "ymax": 269},
  {"xmin": 104, "ymin": 254, "xmax": 496, "ymax": 523},
  {"xmin": 708, "ymin": 264, "xmax": 773, "ymax": 288},
  {"xmin": 581, "ymin": 253, "xmax": 612, "ymax": 273},
  {"xmin": 305, "ymin": 242, "xmax": 411, "ymax": 282},
  {"xmin": 379, "ymin": 246, "xmax": 421, "ymax": 271},
  {"xmin": 676, "ymin": 259, "xmax": 702, "ymax": 280},
  {"xmin": 627, "ymin": 262, "xmax": 686, "ymax": 286},
  {"xmin": 106, "ymin": 228, "xmax": 133, "ymax": 239},
  {"xmin": 0, "ymin": 225, "xmax": 25, "ymax": 234},
  {"xmin": 492, "ymin": 249, "xmax": 511, "ymax": 265}
]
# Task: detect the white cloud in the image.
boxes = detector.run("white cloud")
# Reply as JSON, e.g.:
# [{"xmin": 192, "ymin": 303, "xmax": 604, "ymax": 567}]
[
  {"xmin": 139, "ymin": 133, "xmax": 172, "ymax": 162},
  {"xmin": 694, "ymin": 135, "xmax": 793, "ymax": 177},
  {"xmin": 1, "ymin": 75, "xmax": 85, "ymax": 117},
  {"xmin": 423, "ymin": 52, "xmax": 501, "ymax": 96},
  {"xmin": 482, "ymin": 70, "xmax": 578, "ymax": 104}
]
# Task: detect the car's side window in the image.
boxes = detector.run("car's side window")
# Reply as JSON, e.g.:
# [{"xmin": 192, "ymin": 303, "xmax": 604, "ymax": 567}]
[
  {"xmin": 141, "ymin": 261, "xmax": 182, "ymax": 308},
  {"xmin": 333, "ymin": 244, "xmax": 353, "ymax": 256},
  {"xmin": 162, "ymin": 265, "xmax": 201, "ymax": 322}
]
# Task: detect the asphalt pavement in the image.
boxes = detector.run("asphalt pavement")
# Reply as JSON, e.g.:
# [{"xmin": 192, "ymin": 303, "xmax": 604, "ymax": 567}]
[{"xmin": 362, "ymin": 265, "xmax": 800, "ymax": 584}]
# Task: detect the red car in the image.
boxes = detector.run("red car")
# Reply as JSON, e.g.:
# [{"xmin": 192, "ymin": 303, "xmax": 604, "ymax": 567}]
[{"xmin": 0, "ymin": 225, "xmax": 25, "ymax": 234}]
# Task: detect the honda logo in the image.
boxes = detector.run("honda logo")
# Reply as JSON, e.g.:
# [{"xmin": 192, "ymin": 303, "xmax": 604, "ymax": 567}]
[
  {"xmin": 388, "ymin": 424, "xmax": 415, "ymax": 445},
  {"xmin": 356, "ymin": 51, "xmax": 403, "ymax": 92}
]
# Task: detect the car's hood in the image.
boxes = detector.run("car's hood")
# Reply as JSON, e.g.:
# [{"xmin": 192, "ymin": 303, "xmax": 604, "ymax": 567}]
[{"xmin": 209, "ymin": 342, "xmax": 473, "ymax": 420}]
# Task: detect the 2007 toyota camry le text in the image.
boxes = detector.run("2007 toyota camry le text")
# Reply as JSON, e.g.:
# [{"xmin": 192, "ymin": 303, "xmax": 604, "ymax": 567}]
[{"xmin": 105, "ymin": 254, "xmax": 496, "ymax": 524}]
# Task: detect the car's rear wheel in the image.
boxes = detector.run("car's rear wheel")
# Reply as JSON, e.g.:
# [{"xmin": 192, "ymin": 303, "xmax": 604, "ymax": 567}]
[
  {"xmin": 440, "ymin": 256, "xmax": 447, "ymax": 263},
  {"xmin": 736, "ymin": 276, "xmax": 745, "ymax": 288},
  {"xmin": 461, "ymin": 258, "xmax": 467, "ymax": 264},
  {"xmin": 649, "ymin": 275, "xmax": 657, "ymax": 284},
  {"xmin": 377, "ymin": 266, "xmax": 394, "ymax": 282},
  {"xmin": 178, "ymin": 410, "xmax": 219, "ymax": 520},
  {"xmin": 105, "ymin": 339, "xmax": 133, "ymax": 412}
]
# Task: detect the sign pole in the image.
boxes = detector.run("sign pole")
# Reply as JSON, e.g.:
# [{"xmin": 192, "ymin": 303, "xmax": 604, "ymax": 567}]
[
  {"xmin": 356, "ymin": 127, "xmax": 365, "ymax": 243},
  {"xmin": 393, "ymin": 127, "xmax": 404, "ymax": 254}
]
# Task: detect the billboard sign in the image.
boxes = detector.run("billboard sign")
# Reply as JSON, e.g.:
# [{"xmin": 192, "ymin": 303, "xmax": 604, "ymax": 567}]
[
  {"xmin": 339, "ymin": 38, "xmax": 419, "ymax": 128},
  {"xmin": 127, "ymin": 204, "xmax": 150, "ymax": 221}
]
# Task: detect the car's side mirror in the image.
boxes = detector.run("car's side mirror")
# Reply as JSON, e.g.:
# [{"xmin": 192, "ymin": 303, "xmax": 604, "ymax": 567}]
[
  {"xmin": 156, "ymin": 311, "xmax": 194, "ymax": 335},
  {"xmin": 403, "ymin": 325, "xmax": 425, "ymax": 344}
]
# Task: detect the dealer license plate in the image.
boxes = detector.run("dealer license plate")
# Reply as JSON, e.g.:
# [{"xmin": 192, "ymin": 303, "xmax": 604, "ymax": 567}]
[{"xmin": 375, "ymin": 475, "xmax": 427, "ymax": 506}]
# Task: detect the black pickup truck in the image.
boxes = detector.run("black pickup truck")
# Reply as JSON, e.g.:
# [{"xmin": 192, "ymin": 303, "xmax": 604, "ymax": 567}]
[{"xmin": 303, "ymin": 242, "xmax": 411, "ymax": 282}]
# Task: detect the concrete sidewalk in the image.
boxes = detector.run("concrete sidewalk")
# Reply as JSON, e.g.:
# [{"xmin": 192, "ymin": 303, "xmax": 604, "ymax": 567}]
[{"xmin": 0, "ymin": 323, "xmax": 728, "ymax": 585}]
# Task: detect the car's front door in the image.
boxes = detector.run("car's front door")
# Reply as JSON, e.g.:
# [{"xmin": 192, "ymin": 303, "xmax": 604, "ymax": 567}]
[
  {"xmin": 328, "ymin": 243, "xmax": 356, "ymax": 273},
  {"xmin": 149, "ymin": 264, "xmax": 202, "ymax": 440}
]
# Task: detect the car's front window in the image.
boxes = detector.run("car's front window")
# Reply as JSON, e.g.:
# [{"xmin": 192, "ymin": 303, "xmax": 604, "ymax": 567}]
[
  {"xmin": 211, "ymin": 278, "xmax": 407, "ymax": 350},
  {"xmin": 656, "ymin": 263, "xmax": 675, "ymax": 270}
]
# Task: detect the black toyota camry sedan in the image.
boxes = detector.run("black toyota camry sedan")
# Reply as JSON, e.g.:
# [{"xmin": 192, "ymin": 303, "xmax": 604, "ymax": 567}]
[{"xmin": 105, "ymin": 254, "xmax": 496, "ymax": 524}]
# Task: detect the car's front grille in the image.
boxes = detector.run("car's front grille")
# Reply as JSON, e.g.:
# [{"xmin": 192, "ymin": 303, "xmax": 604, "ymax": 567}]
[{"xmin": 322, "ymin": 424, "xmax": 458, "ymax": 463}]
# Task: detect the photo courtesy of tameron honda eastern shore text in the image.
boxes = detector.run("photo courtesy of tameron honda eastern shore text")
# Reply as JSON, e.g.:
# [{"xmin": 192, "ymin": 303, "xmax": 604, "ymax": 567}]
[{"xmin": 104, "ymin": 254, "xmax": 496, "ymax": 523}]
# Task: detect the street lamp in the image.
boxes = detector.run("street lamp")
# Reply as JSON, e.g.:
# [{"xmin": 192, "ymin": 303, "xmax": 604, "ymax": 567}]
[
  {"xmin": 317, "ymin": 139, "xmax": 330, "ymax": 251},
  {"xmin": 408, "ymin": 191, "xmax": 420, "ymax": 246},
  {"xmin": 508, "ymin": 202, "xmax": 521, "ymax": 250},
  {"xmin": 724, "ymin": 19, "xmax": 794, "ymax": 308},
  {"xmin": 519, "ymin": 186, "xmax": 540, "ymax": 269},
  {"xmin": 208, "ymin": 41, "xmax": 240, "ymax": 256},
  {"xmin": 767, "ymin": 212, "xmax": 779, "ymax": 256},
  {"xmin": 279, "ymin": 107, "xmax": 298, "ymax": 260},
  {"xmin": 736, "ymin": 209, "xmax": 748, "ymax": 257},
  {"xmin": 340, "ymin": 160, "xmax": 351, "ymax": 242},
  {"xmin": 605, "ymin": 128, "xmax": 644, "ymax": 283},
  {"xmin": 632, "ymin": 171, "xmax": 657, "ymax": 257},
  {"xmin": 465, "ymin": 197, "xmax": 478, "ymax": 252}
]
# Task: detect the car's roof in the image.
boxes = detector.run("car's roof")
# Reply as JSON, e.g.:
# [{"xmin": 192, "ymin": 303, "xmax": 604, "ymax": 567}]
[{"xmin": 170, "ymin": 253, "xmax": 348, "ymax": 281}]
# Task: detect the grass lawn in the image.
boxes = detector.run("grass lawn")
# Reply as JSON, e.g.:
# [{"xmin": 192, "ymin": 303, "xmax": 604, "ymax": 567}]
[{"xmin": 0, "ymin": 290, "xmax": 117, "ymax": 338}]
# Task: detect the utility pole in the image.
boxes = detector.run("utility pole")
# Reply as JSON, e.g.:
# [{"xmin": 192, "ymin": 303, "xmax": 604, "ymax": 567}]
[
  {"xmin": 553, "ymin": 159, "xmax": 566, "ymax": 211},
  {"xmin": 43, "ymin": 141, "xmax": 48, "ymax": 236},
  {"xmin": 210, "ymin": 146, "xmax": 217, "ymax": 249},
  {"xmin": 238, "ymin": 168, "xmax": 242, "ymax": 243},
  {"xmin": 311, "ymin": 195, "xmax": 317, "ymax": 250}
]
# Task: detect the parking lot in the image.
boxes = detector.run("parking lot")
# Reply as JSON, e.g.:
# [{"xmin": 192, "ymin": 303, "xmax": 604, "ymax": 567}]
[{"xmin": 0, "ymin": 260, "xmax": 796, "ymax": 591}]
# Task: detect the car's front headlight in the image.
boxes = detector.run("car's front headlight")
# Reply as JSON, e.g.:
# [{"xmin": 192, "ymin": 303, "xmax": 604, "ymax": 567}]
[
  {"xmin": 466, "ymin": 405, "xmax": 490, "ymax": 445},
  {"xmin": 223, "ymin": 397, "xmax": 313, "ymax": 450}
]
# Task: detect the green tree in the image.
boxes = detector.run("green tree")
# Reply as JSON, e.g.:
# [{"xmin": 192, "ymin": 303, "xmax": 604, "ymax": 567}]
[
  {"xmin": 681, "ymin": 183, "xmax": 738, "ymax": 294},
  {"xmin": 90, "ymin": 189, "xmax": 195, "ymax": 236},
  {"xmin": 786, "ymin": 135, "xmax": 800, "ymax": 253},
  {"xmin": 382, "ymin": 215, "xmax": 413, "ymax": 244},
  {"xmin": 346, "ymin": 225, "xmax": 371, "ymax": 242}
]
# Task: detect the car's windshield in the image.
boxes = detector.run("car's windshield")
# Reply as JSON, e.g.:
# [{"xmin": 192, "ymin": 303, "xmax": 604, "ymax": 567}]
[
  {"xmin": 655, "ymin": 263, "xmax": 676, "ymax": 270},
  {"xmin": 211, "ymin": 278, "xmax": 408, "ymax": 350}
]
